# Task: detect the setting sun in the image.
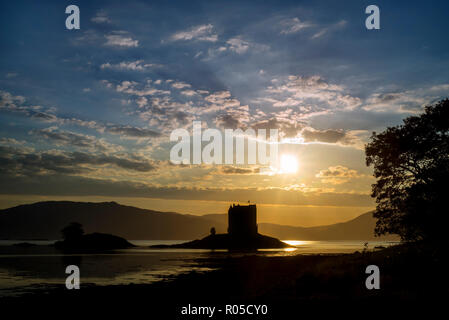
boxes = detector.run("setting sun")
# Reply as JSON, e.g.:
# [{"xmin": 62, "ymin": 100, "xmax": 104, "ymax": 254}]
[{"xmin": 280, "ymin": 154, "xmax": 298, "ymax": 174}]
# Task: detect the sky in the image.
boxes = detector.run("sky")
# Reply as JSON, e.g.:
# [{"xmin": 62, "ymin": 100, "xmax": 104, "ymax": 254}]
[{"xmin": 1, "ymin": 0, "xmax": 448, "ymax": 226}]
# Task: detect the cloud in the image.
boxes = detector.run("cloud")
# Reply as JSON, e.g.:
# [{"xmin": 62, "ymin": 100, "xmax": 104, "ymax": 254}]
[
  {"xmin": 0, "ymin": 90, "xmax": 25, "ymax": 106},
  {"xmin": 100, "ymin": 60, "xmax": 160, "ymax": 71},
  {"xmin": 216, "ymin": 166, "xmax": 260, "ymax": 175},
  {"xmin": 73, "ymin": 30, "xmax": 101, "ymax": 44},
  {"xmin": 0, "ymin": 138, "xmax": 26, "ymax": 146},
  {"xmin": 171, "ymin": 81, "xmax": 191, "ymax": 89},
  {"xmin": 252, "ymin": 117, "xmax": 303, "ymax": 138},
  {"xmin": 226, "ymin": 38, "xmax": 250, "ymax": 54},
  {"xmin": 91, "ymin": 11, "xmax": 111, "ymax": 24},
  {"xmin": 74, "ymin": 30, "xmax": 139, "ymax": 47},
  {"xmin": 114, "ymin": 81, "xmax": 170, "ymax": 96},
  {"xmin": 301, "ymin": 127, "xmax": 349, "ymax": 144},
  {"xmin": 269, "ymin": 75, "xmax": 344, "ymax": 94},
  {"xmin": 170, "ymin": 24, "xmax": 218, "ymax": 42},
  {"xmin": 180, "ymin": 90, "xmax": 197, "ymax": 96},
  {"xmin": 280, "ymin": 17, "xmax": 312, "ymax": 34},
  {"xmin": 214, "ymin": 114, "xmax": 242, "ymax": 129},
  {"xmin": 129, "ymin": 94, "xmax": 197, "ymax": 132},
  {"xmin": 136, "ymin": 97, "xmax": 148, "ymax": 108},
  {"xmin": 205, "ymin": 91, "xmax": 241, "ymax": 109},
  {"xmin": 207, "ymin": 37, "xmax": 269, "ymax": 56},
  {"xmin": 0, "ymin": 146, "xmax": 157, "ymax": 177},
  {"xmin": 264, "ymin": 75, "xmax": 361, "ymax": 112},
  {"xmin": 105, "ymin": 32, "xmax": 139, "ymax": 47},
  {"xmin": 105, "ymin": 125, "xmax": 161, "ymax": 138},
  {"xmin": 1, "ymin": 90, "xmax": 164, "ymax": 141},
  {"xmin": 260, "ymin": 75, "xmax": 362, "ymax": 119},
  {"xmin": 316, "ymin": 165, "xmax": 364, "ymax": 184},
  {"xmin": 32, "ymin": 127, "xmax": 122, "ymax": 153},
  {"xmin": 362, "ymin": 84, "xmax": 449, "ymax": 113},
  {"xmin": 311, "ymin": 20, "xmax": 347, "ymax": 39},
  {"xmin": 0, "ymin": 90, "xmax": 62, "ymax": 123},
  {"xmin": 0, "ymin": 91, "xmax": 169, "ymax": 169}
]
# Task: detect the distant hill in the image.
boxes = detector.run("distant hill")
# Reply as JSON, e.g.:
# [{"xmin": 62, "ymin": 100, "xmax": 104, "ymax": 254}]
[
  {"xmin": 0, "ymin": 201, "xmax": 397, "ymax": 241},
  {"xmin": 261, "ymin": 213, "xmax": 398, "ymax": 240},
  {"xmin": 0, "ymin": 201, "xmax": 226, "ymax": 240},
  {"xmin": 201, "ymin": 212, "xmax": 398, "ymax": 241}
]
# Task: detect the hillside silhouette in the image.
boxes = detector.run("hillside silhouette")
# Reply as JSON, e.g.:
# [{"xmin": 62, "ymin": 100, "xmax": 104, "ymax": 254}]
[
  {"xmin": 203, "ymin": 212, "xmax": 398, "ymax": 240},
  {"xmin": 0, "ymin": 201, "xmax": 397, "ymax": 240}
]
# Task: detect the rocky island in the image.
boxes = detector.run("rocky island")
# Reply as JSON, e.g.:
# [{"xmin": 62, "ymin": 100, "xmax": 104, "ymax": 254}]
[
  {"xmin": 151, "ymin": 204, "xmax": 291, "ymax": 249},
  {"xmin": 54, "ymin": 222, "xmax": 134, "ymax": 252}
]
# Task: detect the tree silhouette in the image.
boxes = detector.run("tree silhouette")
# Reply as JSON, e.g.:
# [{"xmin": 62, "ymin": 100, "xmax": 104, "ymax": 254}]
[
  {"xmin": 61, "ymin": 222, "xmax": 84, "ymax": 241},
  {"xmin": 366, "ymin": 99, "xmax": 449, "ymax": 242}
]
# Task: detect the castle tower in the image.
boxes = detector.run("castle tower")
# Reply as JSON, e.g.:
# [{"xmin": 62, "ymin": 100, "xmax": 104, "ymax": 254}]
[{"xmin": 227, "ymin": 204, "xmax": 258, "ymax": 237}]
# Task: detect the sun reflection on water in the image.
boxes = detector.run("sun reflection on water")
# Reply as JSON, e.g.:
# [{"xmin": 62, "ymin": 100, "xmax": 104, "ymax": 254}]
[{"xmin": 282, "ymin": 240, "xmax": 311, "ymax": 246}]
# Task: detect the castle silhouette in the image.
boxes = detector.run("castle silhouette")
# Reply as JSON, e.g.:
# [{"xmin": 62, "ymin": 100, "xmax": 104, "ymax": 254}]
[
  {"xmin": 152, "ymin": 203, "xmax": 290, "ymax": 249},
  {"xmin": 228, "ymin": 204, "xmax": 258, "ymax": 236}
]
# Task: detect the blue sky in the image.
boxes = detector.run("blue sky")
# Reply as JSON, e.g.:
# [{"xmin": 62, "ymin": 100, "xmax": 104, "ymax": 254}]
[{"xmin": 1, "ymin": 0, "xmax": 448, "ymax": 225}]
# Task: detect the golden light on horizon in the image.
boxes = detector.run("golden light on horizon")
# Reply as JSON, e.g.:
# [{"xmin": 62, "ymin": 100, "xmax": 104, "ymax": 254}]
[{"xmin": 279, "ymin": 154, "xmax": 298, "ymax": 174}]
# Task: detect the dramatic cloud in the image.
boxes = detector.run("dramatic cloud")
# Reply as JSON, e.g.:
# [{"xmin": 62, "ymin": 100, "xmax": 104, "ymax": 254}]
[
  {"xmin": 3, "ymin": 0, "xmax": 448, "ymax": 212},
  {"xmin": 32, "ymin": 127, "xmax": 122, "ymax": 153},
  {"xmin": 0, "ymin": 91, "xmax": 61, "ymax": 123},
  {"xmin": 1, "ymin": 90, "xmax": 163, "ymax": 140},
  {"xmin": 0, "ymin": 146, "xmax": 156, "ymax": 177}
]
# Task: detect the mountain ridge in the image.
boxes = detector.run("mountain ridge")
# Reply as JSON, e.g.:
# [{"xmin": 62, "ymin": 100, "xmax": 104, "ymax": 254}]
[{"xmin": 0, "ymin": 201, "xmax": 397, "ymax": 241}]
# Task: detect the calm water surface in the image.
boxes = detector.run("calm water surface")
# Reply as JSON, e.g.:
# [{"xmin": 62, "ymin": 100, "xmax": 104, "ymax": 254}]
[{"xmin": 0, "ymin": 239, "xmax": 398, "ymax": 297}]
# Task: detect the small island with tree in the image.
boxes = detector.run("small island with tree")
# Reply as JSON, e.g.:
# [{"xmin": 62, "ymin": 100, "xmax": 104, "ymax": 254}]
[{"xmin": 54, "ymin": 222, "xmax": 135, "ymax": 252}]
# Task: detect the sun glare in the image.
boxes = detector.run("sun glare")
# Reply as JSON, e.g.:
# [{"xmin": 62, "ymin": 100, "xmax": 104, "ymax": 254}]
[{"xmin": 280, "ymin": 154, "xmax": 298, "ymax": 174}]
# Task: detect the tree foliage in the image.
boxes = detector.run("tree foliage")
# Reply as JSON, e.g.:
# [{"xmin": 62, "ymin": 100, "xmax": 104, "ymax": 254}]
[
  {"xmin": 366, "ymin": 99, "xmax": 449, "ymax": 242},
  {"xmin": 61, "ymin": 222, "xmax": 84, "ymax": 241}
]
